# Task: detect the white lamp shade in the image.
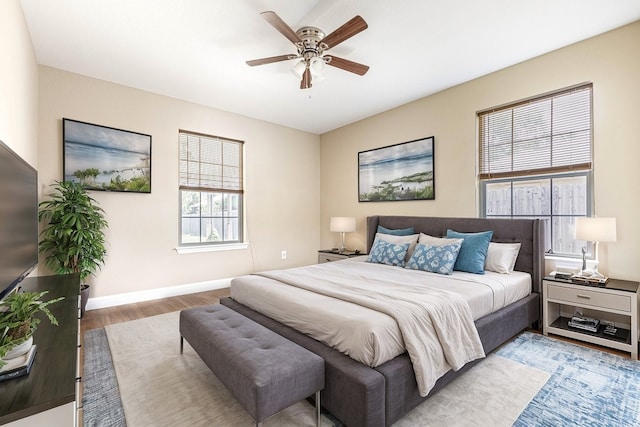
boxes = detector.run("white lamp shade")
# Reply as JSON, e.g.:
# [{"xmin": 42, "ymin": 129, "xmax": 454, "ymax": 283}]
[
  {"xmin": 290, "ymin": 60, "xmax": 306, "ymax": 79},
  {"xmin": 309, "ymin": 57, "xmax": 325, "ymax": 79},
  {"xmin": 330, "ymin": 217, "xmax": 356, "ymax": 233},
  {"xmin": 575, "ymin": 217, "xmax": 617, "ymax": 243}
]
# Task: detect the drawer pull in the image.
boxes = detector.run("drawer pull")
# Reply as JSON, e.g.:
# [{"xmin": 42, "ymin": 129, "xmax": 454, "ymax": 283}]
[{"xmin": 577, "ymin": 294, "xmax": 591, "ymax": 299}]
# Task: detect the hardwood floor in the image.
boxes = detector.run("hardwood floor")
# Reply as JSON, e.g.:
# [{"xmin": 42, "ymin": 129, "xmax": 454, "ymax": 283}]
[{"xmin": 80, "ymin": 288, "xmax": 230, "ymax": 333}]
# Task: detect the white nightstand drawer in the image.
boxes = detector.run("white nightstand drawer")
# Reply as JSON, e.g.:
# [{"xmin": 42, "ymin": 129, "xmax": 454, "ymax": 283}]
[
  {"xmin": 318, "ymin": 253, "xmax": 347, "ymax": 263},
  {"xmin": 547, "ymin": 284, "xmax": 631, "ymax": 312}
]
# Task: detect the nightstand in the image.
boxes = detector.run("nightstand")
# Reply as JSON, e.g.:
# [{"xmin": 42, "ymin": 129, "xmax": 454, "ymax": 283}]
[
  {"xmin": 318, "ymin": 249, "xmax": 364, "ymax": 264},
  {"xmin": 543, "ymin": 276, "xmax": 639, "ymax": 359}
]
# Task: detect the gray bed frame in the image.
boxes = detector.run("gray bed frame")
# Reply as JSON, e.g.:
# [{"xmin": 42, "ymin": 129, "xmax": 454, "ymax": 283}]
[{"xmin": 221, "ymin": 215, "xmax": 545, "ymax": 427}]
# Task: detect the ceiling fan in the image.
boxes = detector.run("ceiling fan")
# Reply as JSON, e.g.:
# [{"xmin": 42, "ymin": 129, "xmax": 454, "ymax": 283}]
[{"xmin": 246, "ymin": 11, "xmax": 369, "ymax": 89}]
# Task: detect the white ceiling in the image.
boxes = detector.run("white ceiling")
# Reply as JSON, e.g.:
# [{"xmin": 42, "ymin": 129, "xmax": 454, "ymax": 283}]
[{"xmin": 19, "ymin": 0, "xmax": 640, "ymax": 135}]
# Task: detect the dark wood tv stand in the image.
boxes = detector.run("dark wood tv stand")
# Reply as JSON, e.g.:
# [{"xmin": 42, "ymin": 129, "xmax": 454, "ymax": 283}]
[{"xmin": 0, "ymin": 274, "xmax": 80, "ymax": 426}]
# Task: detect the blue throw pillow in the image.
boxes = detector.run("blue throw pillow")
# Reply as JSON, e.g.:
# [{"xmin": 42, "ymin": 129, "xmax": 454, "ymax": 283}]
[
  {"xmin": 446, "ymin": 229, "xmax": 493, "ymax": 274},
  {"xmin": 366, "ymin": 239, "xmax": 410, "ymax": 267},
  {"xmin": 377, "ymin": 225, "xmax": 415, "ymax": 236},
  {"xmin": 406, "ymin": 242, "xmax": 462, "ymax": 275}
]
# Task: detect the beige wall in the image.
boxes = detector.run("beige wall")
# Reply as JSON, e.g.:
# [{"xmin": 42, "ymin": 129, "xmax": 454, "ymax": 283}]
[
  {"xmin": 5, "ymin": 1, "xmax": 639, "ymax": 299},
  {"xmin": 0, "ymin": 0, "xmax": 38, "ymax": 165},
  {"xmin": 37, "ymin": 67, "xmax": 320, "ymax": 299},
  {"xmin": 320, "ymin": 21, "xmax": 640, "ymax": 281}
]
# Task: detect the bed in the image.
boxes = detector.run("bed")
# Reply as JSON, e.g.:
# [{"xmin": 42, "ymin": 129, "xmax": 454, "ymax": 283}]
[{"xmin": 221, "ymin": 215, "xmax": 545, "ymax": 426}]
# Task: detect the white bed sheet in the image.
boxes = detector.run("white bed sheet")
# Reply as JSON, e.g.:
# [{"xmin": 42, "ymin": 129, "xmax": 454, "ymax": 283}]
[{"xmin": 230, "ymin": 257, "xmax": 531, "ymax": 367}]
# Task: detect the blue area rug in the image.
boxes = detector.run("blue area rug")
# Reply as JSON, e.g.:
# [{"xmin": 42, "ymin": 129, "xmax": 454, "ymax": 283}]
[
  {"xmin": 497, "ymin": 332, "xmax": 640, "ymax": 427},
  {"xmin": 84, "ymin": 324, "xmax": 640, "ymax": 426},
  {"xmin": 83, "ymin": 328, "xmax": 127, "ymax": 427}
]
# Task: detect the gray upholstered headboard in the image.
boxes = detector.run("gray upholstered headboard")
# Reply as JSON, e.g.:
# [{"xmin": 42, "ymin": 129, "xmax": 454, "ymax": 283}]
[{"xmin": 366, "ymin": 216, "xmax": 545, "ymax": 294}]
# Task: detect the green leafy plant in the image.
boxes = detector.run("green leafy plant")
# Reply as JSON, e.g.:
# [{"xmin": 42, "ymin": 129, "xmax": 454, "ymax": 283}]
[
  {"xmin": 0, "ymin": 291, "xmax": 64, "ymax": 366},
  {"xmin": 38, "ymin": 181, "xmax": 109, "ymax": 283}
]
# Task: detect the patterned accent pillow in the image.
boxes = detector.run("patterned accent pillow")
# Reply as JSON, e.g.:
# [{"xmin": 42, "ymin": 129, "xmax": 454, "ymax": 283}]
[
  {"xmin": 405, "ymin": 241, "xmax": 462, "ymax": 275},
  {"xmin": 366, "ymin": 239, "xmax": 410, "ymax": 267},
  {"xmin": 372, "ymin": 232, "xmax": 419, "ymax": 261}
]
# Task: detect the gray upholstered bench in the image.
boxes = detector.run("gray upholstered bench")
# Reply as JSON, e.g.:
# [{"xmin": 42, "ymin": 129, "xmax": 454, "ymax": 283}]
[{"xmin": 179, "ymin": 304, "xmax": 325, "ymax": 427}]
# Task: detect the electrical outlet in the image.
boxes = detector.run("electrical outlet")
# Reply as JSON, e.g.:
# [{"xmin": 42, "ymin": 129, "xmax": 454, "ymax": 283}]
[{"xmin": 281, "ymin": 250, "xmax": 287, "ymax": 260}]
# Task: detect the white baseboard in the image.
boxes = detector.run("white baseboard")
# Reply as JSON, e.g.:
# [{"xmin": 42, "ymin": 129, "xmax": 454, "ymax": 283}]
[{"xmin": 85, "ymin": 278, "xmax": 231, "ymax": 311}]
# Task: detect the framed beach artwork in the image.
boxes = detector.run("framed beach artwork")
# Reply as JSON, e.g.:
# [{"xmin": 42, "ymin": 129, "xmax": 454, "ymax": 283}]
[
  {"xmin": 358, "ymin": 136, "xmax": 435, "ymax": 202},
  {"xmin": 63, "ymin": 118, "xmax": 152, "ymax": 193}
]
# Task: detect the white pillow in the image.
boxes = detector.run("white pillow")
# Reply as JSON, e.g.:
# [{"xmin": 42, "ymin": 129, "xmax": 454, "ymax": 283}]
[
  {"xmin": 484, "ymin": 242, "xmax": 521, "ymax": 274},
  {"xmin": 418, "ymin": 233, "xmax": 464, "ymax": 247},
  {"xmin": 373, "ymin": 232, "xmax": 419, "ymax": 261}
]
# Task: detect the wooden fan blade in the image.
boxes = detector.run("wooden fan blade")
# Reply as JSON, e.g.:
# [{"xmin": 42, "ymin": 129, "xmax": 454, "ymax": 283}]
[
  {"xmin": 326, "ymin": 56, "xmax": 369, "ymax": 76},
  {"xmin": 261, "ymin": 11, "xmax": 302, "ymax": 45},
  {"xmin": 321, "ymin": 15, "xmax": 368, "ymax": 49},
  {"xmin": 246, "ymin": 55, "xmax": 293, "ymax": 67},
  {"xmin": 300, "ymin": 68, "xmax": 312, "ymax": 89}
]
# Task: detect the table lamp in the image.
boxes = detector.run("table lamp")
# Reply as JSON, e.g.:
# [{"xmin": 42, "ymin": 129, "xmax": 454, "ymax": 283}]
[
  {"xmin": 330, "ymin": 217, "xmax": 356, "ymax": 253},
  {"xmin": 574, "ymin": 217, "xmax": 616, "ymax": 282}
]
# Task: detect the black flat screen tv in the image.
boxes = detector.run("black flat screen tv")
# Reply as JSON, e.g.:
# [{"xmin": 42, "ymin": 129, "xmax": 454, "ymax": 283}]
[{"xmin": 0, "ymin": 139, "xmax": 38, "ymax": 301}]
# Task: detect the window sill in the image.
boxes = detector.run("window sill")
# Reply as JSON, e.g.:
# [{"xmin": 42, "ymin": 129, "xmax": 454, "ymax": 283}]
[
  {"xmin": 175, "ymin": 242, "xmax": 249, "ymax": 255},
  {"xmin": 545, "ymin": 254, "xmax": 597, "ymax": 270}
]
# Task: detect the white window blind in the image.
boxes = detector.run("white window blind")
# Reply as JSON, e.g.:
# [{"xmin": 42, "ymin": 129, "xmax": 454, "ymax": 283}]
[
  {"xmin": 179, "ymin": 131, "xmax": 243, "ymax": 193},
  {"xmin": 478, "ymin": 84, "xmax": 592, "ymax": 180},
  {"xmin": 178, "ymin": 130, "xmax": 244, "ymax": 246}
]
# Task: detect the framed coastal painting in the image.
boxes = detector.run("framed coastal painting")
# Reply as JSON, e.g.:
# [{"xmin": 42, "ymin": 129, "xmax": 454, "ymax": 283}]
[
  {"xmin": 358, "ymin": 136, "xmax": 435, "ymax": 202},
  {"xmin": 63, "ymin": 118, "xmax": 152, "ymax": 193}
]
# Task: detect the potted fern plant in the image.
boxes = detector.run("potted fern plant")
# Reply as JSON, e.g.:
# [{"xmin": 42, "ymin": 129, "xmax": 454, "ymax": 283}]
[
  {"xmin": 0, "ymin": 290, "xmax": 63, "ymax": 367},
  {"xmin": 38, "ymin": 181, "xmax": 108, "ymax": 316}
]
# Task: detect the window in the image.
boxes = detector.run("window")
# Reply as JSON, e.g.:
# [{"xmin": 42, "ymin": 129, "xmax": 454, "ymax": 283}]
[
  {"xmin": 179, "ymin": 130, "xmax": 243, "ymax": 246},
  {"xmin": 478, "ymin": 84, "xmax": 593, "ymax": 257}
]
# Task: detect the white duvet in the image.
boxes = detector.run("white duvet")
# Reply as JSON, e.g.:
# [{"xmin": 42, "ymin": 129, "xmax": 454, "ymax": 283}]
[{"xmin": 230, "ymin": 257, "xmax": 531, "ymax": 396}]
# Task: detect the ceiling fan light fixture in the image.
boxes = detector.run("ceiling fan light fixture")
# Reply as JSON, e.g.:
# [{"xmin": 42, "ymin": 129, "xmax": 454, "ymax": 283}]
[
  {"xmin": 290, "ymin": 59, "xmax": 306, "ymax": 79},
  {"xmin": 309, "ymin": 56, "xmax": 326, "ymax": 80},
  {"xmin": 248, "ymin": 12, "xmax": 369, "ymax": 89}
]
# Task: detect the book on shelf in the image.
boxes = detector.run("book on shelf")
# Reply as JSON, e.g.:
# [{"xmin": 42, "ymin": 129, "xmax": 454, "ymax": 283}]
[
  {"xmin": 568, "ymin": 315, "xmax": 600, "ymax": 333},
  {"xmin": 0, "ymin": 345, "xmax": 37, "ymax": 382}
]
